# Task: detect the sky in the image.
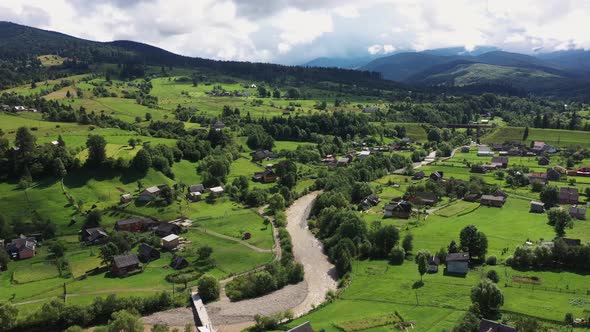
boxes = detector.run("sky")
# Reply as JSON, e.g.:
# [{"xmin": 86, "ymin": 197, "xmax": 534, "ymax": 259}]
[{"xmin": 1, "ymin": 0, "xmax": 589, "ymax": 65}]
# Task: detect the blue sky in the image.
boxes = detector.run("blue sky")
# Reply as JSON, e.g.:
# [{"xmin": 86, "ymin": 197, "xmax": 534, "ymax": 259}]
[{"xmin": 1, "ymin": 0, "xmax": 589, "ymax": 64}]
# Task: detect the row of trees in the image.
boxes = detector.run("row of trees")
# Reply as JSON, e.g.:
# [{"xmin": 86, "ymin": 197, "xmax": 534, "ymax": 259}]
[
  {"xmin": 509, "ymin": 238, "xmax": 590, "ymax": 271},
  {"xmin": 0, "ymin": 292, "xmax": 178, "ymax": 331}
]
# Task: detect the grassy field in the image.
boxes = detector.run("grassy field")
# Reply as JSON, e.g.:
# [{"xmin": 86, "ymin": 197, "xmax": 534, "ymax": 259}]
[{"xmin": 482, "ymin": 127, "xmax": 590, "ymax": 147}]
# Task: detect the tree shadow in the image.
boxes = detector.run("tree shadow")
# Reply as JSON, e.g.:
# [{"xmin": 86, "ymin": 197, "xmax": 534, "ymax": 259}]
[
  {"xmin": 412, "ymin": 280, "xmax": 424, "ymax": 289},
  {"xmin": 63, "ymin": 168, "xmax": 119, "ymax": 188}
]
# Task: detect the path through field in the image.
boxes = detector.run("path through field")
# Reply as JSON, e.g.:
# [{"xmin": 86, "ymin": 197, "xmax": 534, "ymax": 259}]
[{"xmin": 142, "ymin": 191, "xmax": 337, "ymax": 332}]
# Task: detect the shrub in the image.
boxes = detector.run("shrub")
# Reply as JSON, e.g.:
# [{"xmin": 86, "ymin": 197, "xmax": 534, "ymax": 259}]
[
  {"xmin": 197, "ymin": 275, "xmax": 220, "ymax": 303},
  {"xmin": 389, "ymin": 247, "xmax": 405, "ymax": 265},
  {"xmin": 485, "ymin": 255, "xmax": 497, "ymax": 266},
  {"xmin": 486, "ymin": 270, "xmax": 500, "ymax": 283}
]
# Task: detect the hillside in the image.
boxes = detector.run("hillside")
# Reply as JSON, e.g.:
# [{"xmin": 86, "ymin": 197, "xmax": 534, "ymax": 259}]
[
  {"xmin": 407, "ymin": 62, "xmax": 567, "ymax": 90},
  {"xmin": 0, "ymin": 21, "xmax": 396, "ymax": 91},
  {"xmin": 360, "ymin": 49, "xmax": 589, "ymax": 95}
]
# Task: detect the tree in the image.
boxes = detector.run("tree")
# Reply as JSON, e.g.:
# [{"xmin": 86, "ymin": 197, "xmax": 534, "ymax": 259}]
[
  {"xmin": 132, "ymin": 149, "xmax": 152, "ymax": 173},
  {"xmin": 49, "ymin": 240, "xmax": 67, "ymax": 258},
  {"xmin": 452, "ymin": 311, "xmax": 480, "ymax": 332},
  {"xmin": 268, "ymin": 193, "xmax": 285, "ymax": 212},
  {"xmin": 275, "ymin": 160, "xmax": 297, "ymax": 189},
  {"xmin": 523, "ymin": 126, "xmax": 529, "ymax": 141},
  {"xmin": 470, "ymin": 278, "xmax": 504, "ymax": 318},
  {"xmin": 15, "ymin": 126, "xmax": 37, "ymax": 156},
  {"xmin": 160, "ymin": 186, "xmax": 176, "ymax": 205},
  {"xmin": 540, "ymin": 185, "xmax": 559, "ymax": 208},
  {"xmin": 547, "ymin": 208, "xmax": 573, "ymax": 236},
  {"xmin": 197, "ymin": 246, "xmax": 213, "ymax": 260},
  {"xmin": 0, "ymin": 250, "xmax": 9, "ymax": 271},
  {"xmin": 197, "ymin": 274, "xmax": 220, "ymax": 303},
  {"xmin": 272, "ymin": 89, "xmax": 281, "ymax": 98},
  {"xmin": 107, "ymin": 310, "xmax": 143, "ymax": 332},
  {"xmin": 448, "ymin": 240, "xmax": 459, "ymax": 253},
  {"xmin": 99, "ymin": 242, "xmax": 119, "ymax": 266},
  {"xmin": 285, "ymin": 88, "xmax": 300, "ymax": 99},
  {"xmin": 86, "ymin": 135, "xmax": 107, "ymax": 167},
  {"xmin": 145, "ymin": 112, "xmax": 152, "ymax": 121},
  {"xmin": 53, "ymin": 158, "xmax": 67, "ymax": 178},
  {"xmin": 372, "ymin": 225, "xmax": 400, "ymax": 258},
  {"xmin": 66, "ymin": 90, "xmax": 72, "ymax": 98},
  {"xmin": 84, "ymin": 210, "xmax": 102, "ymax": 229},
  {"xmin": 486, "ymin": 270, "xmax": 500, "ymax": 283},
  {"xmin": 389, "ymin": 246, "xmax": 405, "ymax": 265},
  {"xmin": 459, "ymin": 225, "xmax": 488, "ymax": 259},
  {"xmin": 415, "ymin": 249, "xmax": 430, "ymax": 281},
  {"xmin": 128, "ymin": 138, "xmax": 137, "ymax": 149},
  {"xmin": 427, "ymin": 128, "xmax": 441, "ymax": 143},
  {"xmin": 335, "ymin": 247, "xmax": 352, "ymax": 275},
  {"xmin": 0, "ymin": 302, "xmax": 18, "ymax": 330},
  {"xmin": 152, "ymin": 324, "xmax": 170, "ymax": 332},
  {"xmin": 57, "ymin": 134, "xmax": 66, "ymax": 147},
  {"xmin": 402, "ymin": 234, "xmax": 413, "ymax": 253},
  {"xmin": 514, "ymin": 317, "xmax": 545, "ymax": 332}
]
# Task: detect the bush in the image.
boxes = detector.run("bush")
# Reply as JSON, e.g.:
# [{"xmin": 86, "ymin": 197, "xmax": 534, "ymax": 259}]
[
  {"xmin": 485, "ymin": 255, "xmax": 497, "ymax": 266},
  {"xmin": 389, "ymin": 247, "xmax": 405, "ymax": 265},
  {"xmin": 486, "ymin": 270, "xmax": 500, "ymax": 283},
  {"xmin": 505, "ymin": 256, "xmax": 514, "ymax": 266},
  {"xmin": 197, "ymin": 275, "xmax": 220, "ymax": 303}
]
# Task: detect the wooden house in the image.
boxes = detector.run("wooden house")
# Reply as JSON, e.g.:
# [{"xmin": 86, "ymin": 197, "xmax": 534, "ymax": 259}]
[
  {"xmin": 171, "ymin": 256, "xmax": 188, "ymax": 270},
  {"xmin": 138, "ymin": 244, "xmax": 160, "ymax": 263},
  {"xmin": 429, "ymin": 171, "xmax": 444, "ymax": 182},
  {"xmin": 6, "ymin": 236, "xmax": 36, "ymax": 259},
  {"xmin": 490, "ymin": 156, "xmax": 509, "ymax": 168},
  {"xmin": 427, "ymin": 256, "xmax": 440, "ymax": 273},
  {"xmin": 446, "ymin": 252, "xmax": 469, "ymax": 274},
  {"xmin": 155, "ymin": 222, "xmax": 182, "ymax": 237},
  {"xmin": 538, "ymin": 156, "xmax": 550, "ymax": 166},
  {"xmin": 412, "ymin": 170, "xmax": 425, "ymax": 180},
  {"xmin": 569, "ymin": 206, "xmax": 586, "ymax": 220},
  {"xmin": 528, "ymin": 172, "xmax": 548, "ymax": 184},
  {"xmin": 120, "ymin": 193, "xmax": 133, "ymax": 204},
  {"xmin": 547, "ymin": 168, "xmax": 561, "ymax": 181},
  {"xmin": 111, "ymin": 254, "xmax": 140, "ymax": 276},
  {"xmin": 162, "ymin": 234, "xmax": 180, "ymax": 250},
  {"xmin": 81, "ymin": 227, "xmax": 109, "ymax": 245},
  {"xmin": 384, "ymin": 200, "xmax": 412, "ymax": 218},
  {"xmin": 209, "ymin": 186, "xmax": 224, "ymax": 197},
  {"xmin": 252, "ymin": 168, "xmax": 278, "ymax": 183},
  {"xmin": 407, "ymin": 192, "xmax": 438, "ymax": 206},
  {"xmin": 480, "ymin": 195, "xmax": 506, "ymax": 207},
  {"xmin": 559, "ymin": 187, "xmax": 579, "ymax": 205},
  {"xmin": 139, "ymin": 186, "xmax": 161, "ymax": 201},
  {"xmin": 115, "ymin": 217, "xmax": 157, "ymax": 233},
  {"xmin": 530, "ymin": 201, "xmax": 545, "ymax": 213},
  {"xmin": 479, "ymin": 319, "xmax": 517, "ymax": 332}
]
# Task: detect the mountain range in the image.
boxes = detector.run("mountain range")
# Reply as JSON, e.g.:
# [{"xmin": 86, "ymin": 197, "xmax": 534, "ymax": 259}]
[
  {"xmin": 1, "ymin": 21, "xmax": 589, "ymax": 98},
  {"xmin": 304, "ymin": 47, "xmax": 590, "ymax": 94}
]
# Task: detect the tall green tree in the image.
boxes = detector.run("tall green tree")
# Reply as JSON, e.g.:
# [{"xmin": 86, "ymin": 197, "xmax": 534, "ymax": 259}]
[
  {"xmin": 459, "ymin": 225, "xmax": 488, "ymax": 259},
  {"xmin": 470, "ymin": 278, "xmax": 504, "ymax": 318},
  {"xmin": 197, "ymin": 274, "xmax": 220, "ymax": 303},
  {"xmin": 15, "ymin": 126, "xmax": 37, "ymax": 156},
  {"xmin": 0, "ymin": 301, "xmax": 18, "ymax": 330},
  {"xmin": 414, "ymin": 249, "xmax": 430, "ymax": 281},
  {"xmin": 540, "ymin": 185, "xmax": 559, "ymax": 208},
  {"xmin": 402, "ymin": 234, "xmax": 414, "ymax": 253},
  {"xmin": 86, "ymin": 135, "xmax": 107, "ymax": 167}
]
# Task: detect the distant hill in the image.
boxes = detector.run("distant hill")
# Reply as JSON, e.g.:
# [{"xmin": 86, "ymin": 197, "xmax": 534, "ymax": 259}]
[
  {"xmin": 0, "ymin": 21, "xmax": 402, "ymax": 91},
  {"xmin": 360, "ymin": 48, "xmax": 589, "ymax": 94},
  {"xmin": 361, "ymin": 52, "xmax": 463, "ymax": 81},
  {"xmin": 536, "ymin": 49, "xmax": 590, "ymax": 74},
  {"xmin": 303, "ymin": 55, "xmax": 384, "ymax": 69}
]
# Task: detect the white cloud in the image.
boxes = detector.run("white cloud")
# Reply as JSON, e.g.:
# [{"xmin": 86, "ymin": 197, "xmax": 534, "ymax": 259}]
[{"xmin": 1, "ymin": 0, "xmax": 589, "ymax": 64}]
